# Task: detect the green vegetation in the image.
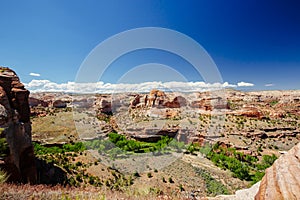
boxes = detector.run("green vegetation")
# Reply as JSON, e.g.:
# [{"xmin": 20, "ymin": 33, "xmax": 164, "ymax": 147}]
[
  {"xmin": 168, "ymin": 177, "xmax": 174, "ymax": 183},
  {"xmin": 33, "ymin": 142, "xmax": 86, "ymax": 155},
  {"xmin": 0, "ymin": 138, "xmax": 9, "ymax": 157},
  {"xmin": 0, "ymin": 170, "xmax": 9, "ymax": 184},
  {"xmin": 194, "ymin": 167, "xmax": 229, "ymax": 196},
  {"xmin": 147, "ymin": 172, "xmax": 152, "ymax": 178},
  {"xmin": 108, "ymin": 132, "xmax": 173, "ymax": 153},
  {"xmin": 33, "ymin": 141, "xmax": 134, "ymax": 190},
  {"xmin": 199, "ymin": 143, "xmax": 277, "ymax": 184},
  {"xmin": 84, "ymin": 132, "xmax": 184, "ymax": 159},
  {"xmin": 270, "ymin": 100, "xmax": 279, "ymax": 106}
]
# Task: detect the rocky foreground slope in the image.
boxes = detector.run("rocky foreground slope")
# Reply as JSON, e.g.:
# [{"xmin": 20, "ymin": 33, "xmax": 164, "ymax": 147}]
[
  {"xmin": 0, "ymin": 67, "xmax": 36, "ymax": 183},
  {"xmin": 255, "ymin": 141, "xmax": 300, "ymax": 200},
  {"xmin": 207, "ymin": 142, "xmax": 300, "ymax": 200}
]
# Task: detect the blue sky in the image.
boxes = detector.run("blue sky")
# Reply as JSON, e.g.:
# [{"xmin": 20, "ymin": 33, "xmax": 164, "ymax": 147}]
[{"xmin": 0, "ymin": 0, "xmax": 300, "ymax": 90}]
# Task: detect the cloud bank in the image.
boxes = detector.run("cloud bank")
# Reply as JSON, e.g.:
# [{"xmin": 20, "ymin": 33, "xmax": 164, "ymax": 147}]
[
  {"xmin": 25, "ymin": 79, "xmax": 254, "ymax": 93},
  {"xmin": 29, "ymin": 72, "xmax": 41, "ymax": 77}
]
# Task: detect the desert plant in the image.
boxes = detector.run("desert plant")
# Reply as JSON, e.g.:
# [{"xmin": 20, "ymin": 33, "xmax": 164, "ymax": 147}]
[
  {"xmin": 147, "ymin": 172, "xmax": 152, "ymax": 178},
  {"xmin": 0, "ymin": 170, "xmax": 9, "ymax": 184},
  {"xmin": 133, "ymin": 171, "xmax": 140, "ymax": 177},
  {"xmin": 0, "ymin": 138, "xmax": 9, "ymax": 157}
]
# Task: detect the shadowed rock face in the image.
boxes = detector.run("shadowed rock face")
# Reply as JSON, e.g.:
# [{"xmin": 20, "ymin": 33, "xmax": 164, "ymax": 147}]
[
  {"xmin": 0, "ymin": 67, "xmax": 36, "ymax": 184},
  {"xmin": 255, "ymin": 142, "xmax": 300, "ymax": 200}
]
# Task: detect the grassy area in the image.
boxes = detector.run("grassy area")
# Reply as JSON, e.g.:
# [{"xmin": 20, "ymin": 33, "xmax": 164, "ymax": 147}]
[{"xmin": 31, "ymin": 112, "xmax": 78, "ymax": 143}]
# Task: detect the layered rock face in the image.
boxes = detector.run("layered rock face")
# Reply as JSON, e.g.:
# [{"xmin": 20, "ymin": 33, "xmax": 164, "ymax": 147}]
[
  {"xmin": 255, "ymin": 142, "xmax": 300, "ymax": 200},
  {"xmin": 0, "ymin": 67, "xmax": 36, "ymax": 183}
]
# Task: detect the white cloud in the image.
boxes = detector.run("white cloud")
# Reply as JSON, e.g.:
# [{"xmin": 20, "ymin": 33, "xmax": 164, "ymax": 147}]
[
  {"xmin": 25, "ymin": 80, "xmax": 254, "ymax": 93},
  {"xmin": 29, "ymin": 72, "xmax": 41, "ymax": 77},
  {"xmin": 237, "ymin": 81, "xmax": 254, "ymax": 87},
  {"xmin": 265, "ymin": 83, "xmax": 274, "ymax": 87}
]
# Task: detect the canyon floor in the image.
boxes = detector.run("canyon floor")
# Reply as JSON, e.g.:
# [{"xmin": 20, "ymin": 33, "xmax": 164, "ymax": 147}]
[{"xmin": 19, "ymin": 89, "xmax": 300, "ymax": 199}]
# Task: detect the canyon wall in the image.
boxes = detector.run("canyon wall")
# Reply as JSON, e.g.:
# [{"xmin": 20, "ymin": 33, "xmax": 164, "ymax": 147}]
[{"xmin": 0, "ymin": 67, "xmax": 36, "ymax": 183}]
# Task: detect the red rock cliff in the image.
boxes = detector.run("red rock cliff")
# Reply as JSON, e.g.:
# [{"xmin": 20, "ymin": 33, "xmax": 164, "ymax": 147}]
[{"xmin": 0, "ymin": 67, "xmax": 37, "ymax": 183}]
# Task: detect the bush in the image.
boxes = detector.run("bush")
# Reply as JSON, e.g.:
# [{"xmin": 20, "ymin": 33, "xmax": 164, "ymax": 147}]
[
  {"xmin": 33, "ymin": 142, "xmax": 87, "ymax": 155},
  {"xmin": 206, "ymin": 144, "xmax": 277, "ymax": 183},
  {"xmin": 262, "ymin": 154, "xmax": 277, "ymax": 167},
  {"xmin": 168, "ymin": 177, "xmax": 174, "ymax": 183},
  {"xmin": 106, "ymin": 132, "xmax": 173, "ymax": 154},
  {"xmin": 0, "ymin": 138, "xmax": 9, "ymax": 157},
  {"xmin": 133, "ymin": 171, "xmax": 140, "ymax": 177},
  {"xmin": 194, "ymin": 167, "xmax": 229, "ymax": 196},
  {"xmin": 147, "ymin": 172, "xmax": 152, "ymax": 178},
  {"xmin": 0, "ymin": 170, "xmax": 8, "ymax": 184}
]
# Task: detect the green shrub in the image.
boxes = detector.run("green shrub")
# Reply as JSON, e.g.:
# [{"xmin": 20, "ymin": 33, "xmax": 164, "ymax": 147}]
[
  {"xmin": 0, "ymin": 138, "xmax": 9, "ymax": 157},
  {"xmin": 168, "ymin": 177, "xmax": 174, "ymax": 183},
  {"xmin": 106, "ymin": 132, "xmax": 173, "ymax": 154},
  {"xmin": 206, "ymin": 144, "xmax": 277, "ymax": 183},
  {"xmin": 147, "ymin": 172, "xmax": 152, "ymax": 178},
  {"xmin": 194, "ymin": 167, "xmax": 229, "ymax": 196},
  {"xmin": 133, "ymin": 171, "xmax": 140, "ymax": 177},
  {"xmin": 0, "ymin": 170, "xmax": 9, "ymax": 184}
]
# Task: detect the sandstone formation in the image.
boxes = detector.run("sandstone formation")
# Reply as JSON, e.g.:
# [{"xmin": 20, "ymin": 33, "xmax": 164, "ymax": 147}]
[
  {"xmin": 130, "ymin": 95, "xmax": 141, "ymax": 108},
  {"xmin": 99, "ymin": 99, "xmax": 112, "ymax": 114},
  {"xmin": 236, "ymin": 106, "xmax": 261, "ymax": 118},
  {"xmin": 163, "ymin": 96, "xmax": 187, "ymax": 108},
  {"xmin": 190, "ymin": 97, "xmax": 229, "ymax": 111},
  {"xmin": 29, "ymin": 97, "xmax": 49, "ymax": 107},
  {"xmin": 147, "ymin": 89, "xmax": 167, "ymax": 107},
  {"xmin": 255, "ymin": 142, "xmax": 300, "ymax": 200},
  {"xmin": 0, "ymin": 67, "xmax": 36, "ymax": 183}
]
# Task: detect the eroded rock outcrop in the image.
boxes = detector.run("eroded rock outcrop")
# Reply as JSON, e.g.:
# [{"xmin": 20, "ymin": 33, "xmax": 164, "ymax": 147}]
[
  {"xmin": 0, "ymin": 67, "xmax": 37, "ymax": 184},
  {"xmin": 53, "ymin": 99, "xmax": 67, "ymax": 108},
  {"xmin": 29, "ymin": 97, "xmax": 48, "ymax": 107},
  {"xmin": 163, "ymin": 96, "xmax": 187, "ymax": 108},
  {"xmin": 147, "ymin": 89, "xmax": 167, "ymax": 107},
  {"xmin": 99, "ymin": 99, "xmax": 112, "ymax": 114}
]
